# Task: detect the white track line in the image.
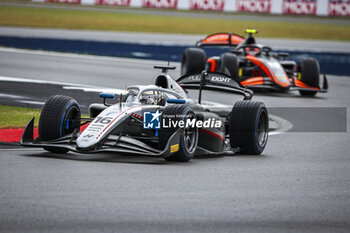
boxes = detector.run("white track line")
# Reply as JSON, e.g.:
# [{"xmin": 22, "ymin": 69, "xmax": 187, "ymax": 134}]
[
  {"xmin": 0, "ymin": 46, "xmax": 175, "ymax": 65},
  {"xmin": 269, "ymin": 115, "xmax": 293, "ymax": 135},
  {"xmin": 0, "ymin": 148, "xmax": 43, "ymax": 151},
  {"xmin": 0, "ymin": 75, "xmax": 126, "ymax": 94}
]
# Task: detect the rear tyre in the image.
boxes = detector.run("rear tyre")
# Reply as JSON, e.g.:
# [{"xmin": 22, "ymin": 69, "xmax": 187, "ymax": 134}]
[
  {"xmin": 181, "ymin": 48, "xmax": 206, "ymax": 75},
  {"xmin": 229, "ymin": 100, "xmax": 268, "ymax": 155},
  {"xmin": 159, "ymin": 104, "xmax": 198, "ymax": 162},
  {"xmin": 220, "ymin": 52, "xmax": 239, "ymax": 81},
  {"xmin": 39, "ymin": 95, "xmax": 81, "ymax": 153},
  {"xmin": 298, "ymin": 58, "xmax": 320, "ymax": 96}
]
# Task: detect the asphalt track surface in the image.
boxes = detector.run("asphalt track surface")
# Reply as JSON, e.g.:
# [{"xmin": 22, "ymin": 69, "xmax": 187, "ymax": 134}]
[{"xmin": 0, "ymin": 48, "xmax": 350, "ymax": 233}]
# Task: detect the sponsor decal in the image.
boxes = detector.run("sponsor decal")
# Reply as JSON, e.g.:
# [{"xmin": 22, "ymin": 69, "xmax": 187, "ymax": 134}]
[
  {"xmin": 45, "ymin": 0, "xmax": 81, "ymax": 3},
  {"xmin": 95, "ymin": 0, "xmax": 131, "ymax": 6},
  {"xmin": 143, "ymin": 111, "xmax": 222, "ymax": 129},
  {"xmin": 162, "ymin": 116, "xmax": 222, "ymax": 128},
  {"xmin": 298, "ymin": 73, "xmax": 302, "ymax": 80},
  {"xmin": 328, "ymin": 0, "xmax": 350, "ymax": 16},
  {"xmin": 170, "ymin": 144, "xmax": 179, "ymax": 153},
  {"xmin": 282, "ymin": 0, "xmax": 317, "ymax": 15},
  {"xmin": 143, "ymin": 110, "xmax": 161, "ymax": 129},
  {"xmin": 187, "ymin": 75, "xmax": 201, "ymax": 81},
  {"xmin": 211, "ymin": 76, "xmax": 230, "ymax": 83},
  {"xmin": 276, "ymin": 76, "xmax": 288, "ymax": 83},
  {"xmin": 236, "ymin": 0, "xmax": 271, "ymax": 13},
  {"xmin": 186, "ymin": 74, "xmax": 230, "ymax": 83},
  {"xmin": 142, "ymin": 0, "xmax": 178, "ymax": 8},
  {"xmin": 189, "ymin": 0, "xmax": 225, "ymax": 11}
]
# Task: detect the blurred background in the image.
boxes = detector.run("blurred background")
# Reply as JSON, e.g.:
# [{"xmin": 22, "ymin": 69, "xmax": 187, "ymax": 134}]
[{"xmin": 0, "ymin": 0, "xmax": 349, "ymax": 75}]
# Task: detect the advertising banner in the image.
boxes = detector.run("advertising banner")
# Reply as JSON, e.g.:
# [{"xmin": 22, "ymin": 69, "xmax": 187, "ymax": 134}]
[
  {"xmin": 45, "ymin": 0, "xmax": 81, "ymax": 3},
  {"xmin": 282, "ymin": 0, "xmax": 317, "ymax": 15},
  {"xmin": 142, "ymin": 0, "xmax": 178, "ymax": 8},
  {"xmin": 236, "ymin": 0, "xmax": 271, "ymax": 13},
  {"xmin": 328, "ymin": 0, "xmax": 350, "ymax": 16},
  {"xmin": 36, "ymin": 0, "xmax": 350, "ymax": 16},
  {"xmin": 95, "ymin": 0, "xmax": 131, "ymax": 6},
  {"xmin": 189, "ymin": 0, "xmax": 225, "ymax": 11}
]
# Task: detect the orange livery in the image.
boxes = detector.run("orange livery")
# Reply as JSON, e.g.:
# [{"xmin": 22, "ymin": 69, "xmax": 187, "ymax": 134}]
[{"xmin": 181, "ymin": 30, "xmax": 328, "ymax": 96}]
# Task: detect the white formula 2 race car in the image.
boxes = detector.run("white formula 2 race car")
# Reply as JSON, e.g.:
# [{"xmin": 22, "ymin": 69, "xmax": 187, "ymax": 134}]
[{"xmin": 21, "ymin": 65, "xmax": 269, "ymax": 162}]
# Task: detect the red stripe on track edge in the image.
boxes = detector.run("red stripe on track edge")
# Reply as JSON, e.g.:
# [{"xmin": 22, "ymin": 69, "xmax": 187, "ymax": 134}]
[{"xmin": 0, "ymin": 124, "xmax": 89, "ymax": 143}]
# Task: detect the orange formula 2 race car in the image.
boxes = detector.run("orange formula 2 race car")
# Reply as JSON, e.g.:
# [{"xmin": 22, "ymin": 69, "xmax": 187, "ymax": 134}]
[{"xmin": 181, "ymin": 29, "xmax": 328, "ymax": 96}]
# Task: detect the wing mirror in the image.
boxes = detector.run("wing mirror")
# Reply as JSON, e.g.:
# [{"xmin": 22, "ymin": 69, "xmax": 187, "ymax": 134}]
[{"xmin": 99, "ymin": 93, "xmax": 115, "ymax": 106}]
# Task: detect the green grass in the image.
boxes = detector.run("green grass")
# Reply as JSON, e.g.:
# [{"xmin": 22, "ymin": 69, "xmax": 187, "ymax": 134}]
[
  {"xmin": 0, "ymin": 105, "xmax": 90, "ymax": 129},
  {"xmin": 0, "ymin": 105, "xmax": 40, "ymax": 129},
  {"xmin": 0, "ymin": 5, "xmax": 349, "ymax": 41}
]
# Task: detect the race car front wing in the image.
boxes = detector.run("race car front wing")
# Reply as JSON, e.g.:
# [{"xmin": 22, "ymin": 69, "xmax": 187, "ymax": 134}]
[
  {"xmin": 20, "ymin": 117, "xmax": 181, "ymax": 158},
  {"xmin": 239, "ymin": 74, "xmax": 328, "ymax": 93}
]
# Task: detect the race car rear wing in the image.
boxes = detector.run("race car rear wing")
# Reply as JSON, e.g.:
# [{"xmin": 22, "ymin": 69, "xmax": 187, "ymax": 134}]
[
  {"xmin": 196, "ymin": 33, "xmax": 245, "ymax": 48},
  {"xmin": 177, "ymin": 71, "xmax": 253, "ymax": 101}
]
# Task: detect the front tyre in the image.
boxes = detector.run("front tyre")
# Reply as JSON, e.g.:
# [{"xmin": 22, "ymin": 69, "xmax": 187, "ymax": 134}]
[
  {"xmin": 159, "ymin": 104, "xmax": 198, "ymax": 162},
  {"xmin": 39, "ymin": 95, "xmax": 81, "ymax": 153},
  {"xmin": 298, "ymin": 58, "xmax": 320, "ymax": 96},
  {"xmin": 229, "ymin": 100, "xmax": 268, "ymax": 155}
]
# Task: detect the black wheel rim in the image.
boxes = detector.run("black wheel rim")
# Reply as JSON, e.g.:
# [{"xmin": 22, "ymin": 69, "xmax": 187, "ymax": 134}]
[
  {"xmin": 63, "ymin": 106, "xmax": 80, "ymax": 136},
  {"xmin": 257, "ymin": 111, "xmax": 268, "ymax": 148},
  {"xmin": 183, "ymin": 112, "xmax": 198, "ymax": 153}
]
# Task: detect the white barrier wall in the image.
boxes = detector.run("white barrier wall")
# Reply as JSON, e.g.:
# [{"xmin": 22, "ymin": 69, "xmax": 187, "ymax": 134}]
[{"xmin": 33, "ymin": 0, "xmax": 350, "ymax": 16}]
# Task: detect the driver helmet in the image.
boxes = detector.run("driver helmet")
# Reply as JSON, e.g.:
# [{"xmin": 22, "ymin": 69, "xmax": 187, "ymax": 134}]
[
  {"xmin": 140, "ymin": 90, "xmax": 159, "ymax": 105},
  {"xmin": 141, "ymin": 94, "xmax": 157, "ymax": 105},
  {"xmin": 140, "ymin": 91, "xmax": 167, "ymax": 105}
]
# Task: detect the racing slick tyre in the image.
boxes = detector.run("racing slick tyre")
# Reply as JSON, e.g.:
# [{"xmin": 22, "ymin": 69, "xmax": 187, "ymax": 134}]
[
  {"xmin": 299, "ymin": 58, "xmax": 320, "ymax": 96},
  {"xmin": 39, "ymin": 95, "xmax": 81, "ymax": 153},
  {"xmin": 220, "ymin": 53, "xmax": 239, "ymax": 81},
  {"xmin": 159, "ymin": 104, "xmax": 198, "ymax": 162},
  {"xmin": 229, "ymin": 100, "xmax": 268, "ymax": 155},
  {"xmin": 181, "ymin": 48, "xmax": 206, "ymax": 75}
]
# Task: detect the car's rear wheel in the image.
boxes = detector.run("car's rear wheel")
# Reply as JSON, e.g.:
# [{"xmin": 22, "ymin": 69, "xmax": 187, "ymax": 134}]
[
  {"xmin": 159, "ymin": 104, "xmax": 198, "ymax": 162},
  {"xmin": 39, "ymin": 95, "xmax": 81, "ymax": 153},
  {"xmin": 298, "ymin": 58, "xmax": 320, "ymax": 96},
  {"xmin": 181, "ymin": 48, "xmax": 206, "ymax": 75},
  {"xmin": 220, "ymin": 52, "xmax": 239, "ymax": 81},
  {"xmin": 229, "ymin": 100, "xmax": 268, "ymax": 155}
]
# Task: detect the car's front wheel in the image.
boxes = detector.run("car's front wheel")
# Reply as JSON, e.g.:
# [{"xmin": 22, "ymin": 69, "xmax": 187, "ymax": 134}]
[
  {"xmin": 298, "ymin": 58, "xmax": 320, "ymax": 96},
  {"xmin": 39, "ymin": 95, "xmax": 81, "ymax": 153}
]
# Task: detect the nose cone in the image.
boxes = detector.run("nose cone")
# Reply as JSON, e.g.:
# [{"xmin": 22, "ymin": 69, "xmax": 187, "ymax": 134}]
[
  {"xmin": 76, "ymin": 105, "xmax": 124, "ymax": 150},
  {"xmin": 76, "ymin": 105, "xmax": 154, "ymax": 151},
  {"xmin": 76, "ymin": 135, "xmax": 96, "ymax": 150}
]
